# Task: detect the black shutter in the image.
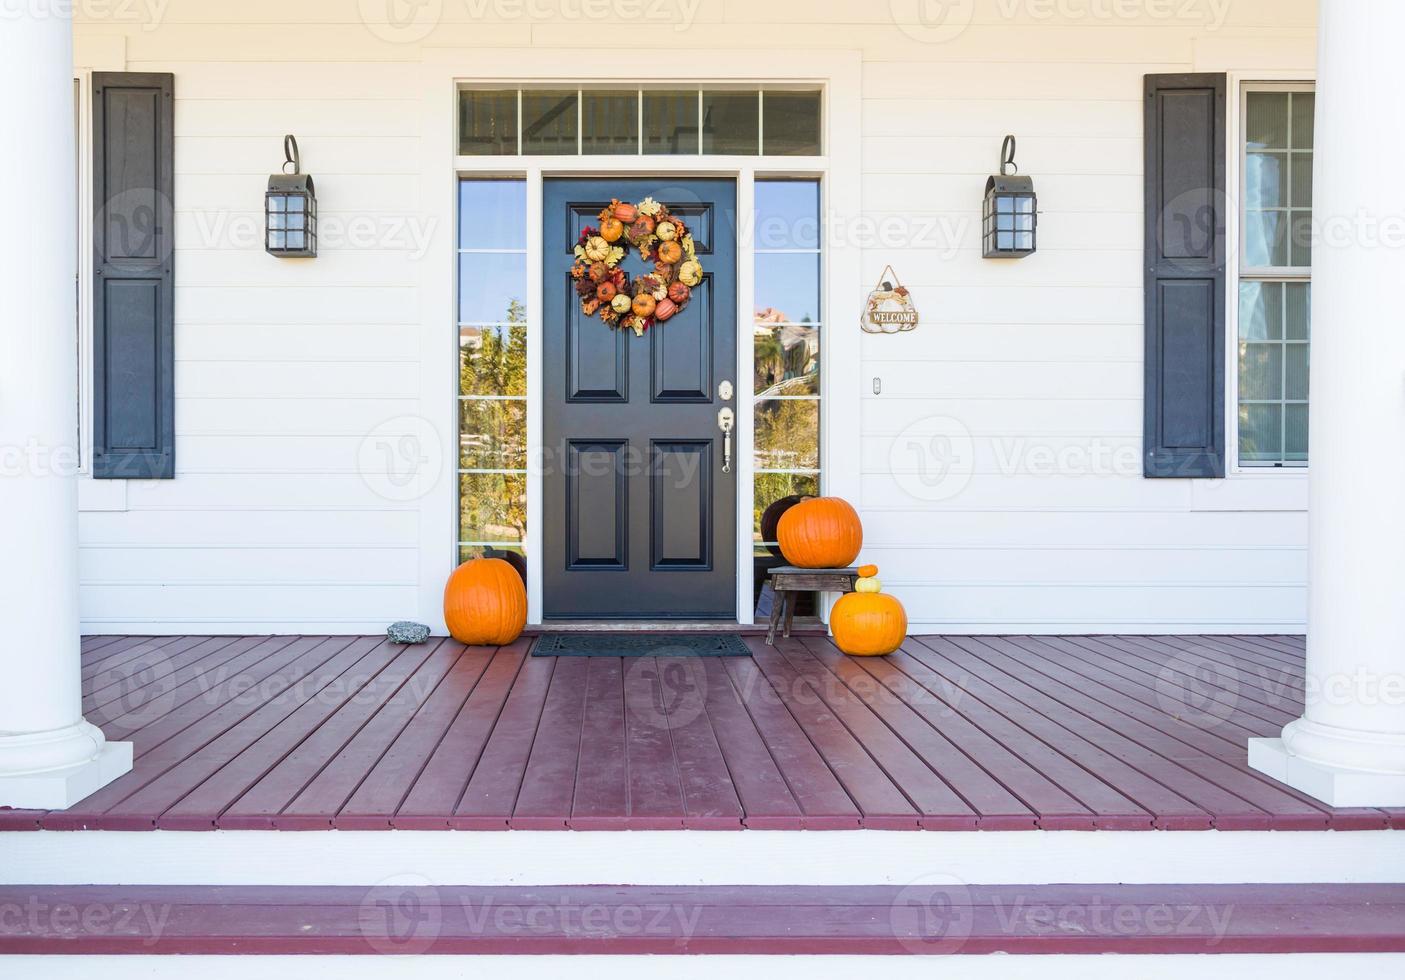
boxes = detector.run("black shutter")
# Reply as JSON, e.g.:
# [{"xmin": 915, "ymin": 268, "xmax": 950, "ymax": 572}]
[
  {"xmin": 92, "ymin": 72, "xmax": 175, "ymax": 479},
  {"xmin": 1143, "ymin": 73, "xmax": 1226, "ymax": 478}
]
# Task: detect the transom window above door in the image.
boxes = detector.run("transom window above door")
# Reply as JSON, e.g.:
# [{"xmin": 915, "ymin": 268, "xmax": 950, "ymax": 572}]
[{"xmin": 458, "ymin": 88, "xmax": 822, "ymax": 156}]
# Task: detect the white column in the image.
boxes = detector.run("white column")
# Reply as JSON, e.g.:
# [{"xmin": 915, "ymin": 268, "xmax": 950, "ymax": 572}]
[
  {"xmin": 0, "ymin": 8, "xmax": 132, "ymax": 807},
  {"xmin": 1249, "ymin": 0, "xmax": 1405, "ymax": 806}
]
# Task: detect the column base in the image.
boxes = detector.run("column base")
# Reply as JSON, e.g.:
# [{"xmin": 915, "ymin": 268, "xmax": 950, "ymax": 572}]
[
  {"xmin": 0, "ymin": 741, "xmax": 132, "ymax": 810},
  {"xmin": 1249, "ymin": 737, "xmax": 1405, "ymax": 808}
]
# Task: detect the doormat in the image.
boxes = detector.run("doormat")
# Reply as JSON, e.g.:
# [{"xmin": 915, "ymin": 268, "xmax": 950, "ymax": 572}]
[{"xmin": 531, "ymin": 633, "xmax": 751, "ymax": 658}]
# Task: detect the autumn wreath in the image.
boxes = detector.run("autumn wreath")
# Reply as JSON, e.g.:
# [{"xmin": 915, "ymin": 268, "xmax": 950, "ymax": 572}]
[{"xmin": 570, "ymin": 196, "xmax": 704, "ymax": 336}]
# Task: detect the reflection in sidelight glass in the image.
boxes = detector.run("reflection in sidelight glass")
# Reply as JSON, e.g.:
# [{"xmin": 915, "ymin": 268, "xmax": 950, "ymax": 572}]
[
  {"xmin": 753, "ymin": 178, "xmax": 821, "ymax": 578},
  {"xmin": 458, "ymin": 179, "xmax": 529, "ymax": 571}
]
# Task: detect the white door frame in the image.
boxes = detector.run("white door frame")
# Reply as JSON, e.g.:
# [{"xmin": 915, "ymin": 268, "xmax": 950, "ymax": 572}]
[{"xmin": 417, "ymin": 50, "xmax": 863, "ymax": 627}]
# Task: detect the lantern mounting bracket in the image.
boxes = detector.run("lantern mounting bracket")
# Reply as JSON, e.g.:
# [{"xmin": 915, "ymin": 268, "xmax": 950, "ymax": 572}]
[
  {"xmin": 282, "ymin": 134, "xmax": 302, "ymax": 175},
  {"xmin": 1000, "ymin": 134, "xmax": 1018, "ymax": 176}
]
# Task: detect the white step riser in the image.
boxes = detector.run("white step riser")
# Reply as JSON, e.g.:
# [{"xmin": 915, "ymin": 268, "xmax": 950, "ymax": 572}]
[
  {"xmin": 4, "ymin": 829, "xmax": 1402, "ymax": 887},
  {"xmin": 6, "ymin": 954, "xmax": 1405, "ymax": 978}
]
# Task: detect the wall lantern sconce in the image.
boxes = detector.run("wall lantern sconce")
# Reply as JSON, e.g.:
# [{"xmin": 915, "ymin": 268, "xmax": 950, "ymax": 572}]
[
  {"xmin": 265, "ymin": 135, "xmax": 316, "ymax": 257},
  {"xmin": 983, "ymin": 135, "xmax": 1036, "ymax": 258}
]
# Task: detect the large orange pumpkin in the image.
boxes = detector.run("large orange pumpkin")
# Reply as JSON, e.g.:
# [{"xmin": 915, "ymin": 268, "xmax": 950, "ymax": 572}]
[
  {"xmin": 777, "ymin": 497, "xmax": 863, "ymax": 568},
  {"xmin": 444, "ymin": 558, "xmax": 526, "ymax": 646},
  {"xmin": 830, "ymin": 591, "xmax": 906, "ymax": 657}
]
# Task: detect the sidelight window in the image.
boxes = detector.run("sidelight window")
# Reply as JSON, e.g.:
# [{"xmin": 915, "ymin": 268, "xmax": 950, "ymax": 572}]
[
  {"xmin": 457, "ymin": 179, "xmax": 528, "ymax": 571},
  {"xmin": 753, "ymin": 179, "xmax": 822, "ymax": 558}
]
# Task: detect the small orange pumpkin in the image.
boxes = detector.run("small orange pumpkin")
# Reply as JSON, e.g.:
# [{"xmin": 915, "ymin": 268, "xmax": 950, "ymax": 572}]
[
  {"xmin": 588, "ymin": 261, "xmax": 608, "ymax": 282},
  {"xmin": 830, "ymin": 590, "xmax": 906, "ymax": 657},
  {"xmin": 857, "ymin": 564, "xmax": 879, "ymax": 578},
  {"xmin": 632, "ymin": 293, "xmax": 656, "ymax": 317},
  {"xmin": 668, "ymin": 282, "xmax": 690, "ymax": 304},
  {"xmin": 653, "ymin": 297, "xmax": 677, "ymax": 321},
  {"xmin": 596, "ymin": 281, "xmax": 617, "ymax": 302},
  {"xmin": 600, "ymin": 216, "xmax": 624, "ymax": 242},
  {"xmin": 657, "ymin": 240, "xmax": 683, "ymax": 264},
  {"xmin": 630, "ymin": 215, "xmax": 655, "ymax": 239},
  {"xmin": 777, "ymin": 497, "xmax": 863, "ymax": 568},
  {"xmin": 613, "ymin": 202, "xmax": 638, "ymax": 224},
  {"xmin": 443, "ymin": 558, "xmax": 527, "ymax": 646}
]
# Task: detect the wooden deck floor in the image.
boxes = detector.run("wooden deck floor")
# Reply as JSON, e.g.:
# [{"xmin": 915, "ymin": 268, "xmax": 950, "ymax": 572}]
[{"xmin": 2, "ymin": 633, "xmax": 1399, "ymax": 832}]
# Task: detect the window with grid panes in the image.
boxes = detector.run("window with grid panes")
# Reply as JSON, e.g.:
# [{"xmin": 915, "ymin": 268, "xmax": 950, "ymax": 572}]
[
  {"xmin": 457, "ymin": 179, "xmax": 528, "ymax": 569},
  {"xmin": 753, "ymin": 179, "xmax": 821, "ymax": 556},
  {"xmin": 1238, "ymin": 85, "xmax": 1314, "ymax": 466},
  {"xmin": 457, "ymin": 88, "xmax": 821, "ymax": 156}
]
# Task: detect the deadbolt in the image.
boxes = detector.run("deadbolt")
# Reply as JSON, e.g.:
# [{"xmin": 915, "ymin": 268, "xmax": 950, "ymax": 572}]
[{"xmin": 718, "ymin": 380, "xmax": 734, "ymax": 401}]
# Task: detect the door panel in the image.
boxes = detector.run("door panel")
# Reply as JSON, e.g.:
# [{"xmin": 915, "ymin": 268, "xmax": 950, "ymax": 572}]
[{"xmin": 543, "ymin": 178, "xmax": 737, "ymax": 619}]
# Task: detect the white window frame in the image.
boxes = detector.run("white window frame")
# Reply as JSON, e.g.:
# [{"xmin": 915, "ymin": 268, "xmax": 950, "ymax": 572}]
[
  {"xmin": 418, "ymin": 50, "xmax": 862, "ymax": 628},
  {"xmin": 74, "ymin": 69, "xmax": 94, "ymax": 476},
  {"xmin": 1226, "ymin": 76, "xmax": 1316, "ymax": 475}
]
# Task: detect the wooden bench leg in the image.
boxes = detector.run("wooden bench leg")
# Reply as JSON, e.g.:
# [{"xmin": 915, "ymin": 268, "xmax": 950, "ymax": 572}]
[
  {"xmin": 766, "ymin": 589, "xmax": 783, "ymax": 645},
  {"xmin": 782, "ymin": 592, "xmax": 796, "ymax": 639}
]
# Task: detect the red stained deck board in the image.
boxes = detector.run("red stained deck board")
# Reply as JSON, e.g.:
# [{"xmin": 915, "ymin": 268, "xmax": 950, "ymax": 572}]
[
  {"xmin": 930, "ymin": 637, "xmax": 1265, "ymax": 823},
  {"xmin": 1100, "ymin": 634, "xmax": 1307, "ymax": 720},
  {"xmin": 114, "ymin": 636, "xmax": 339, "ymax": 761},
  {"xmin": 858, "ymin": 641, "xmax": 1147, "ymax": 828},
  {"xmin": 281, "ymin": 638, "xmax": 463, "ymax": 827},
  {"xmin": 899, "ymin": 639, "xmax": 1213, "ymax": 828},
  {"xmin": 108, "ymin": 637, "xmax": 380, "ymax": 830},
  {"xmin": 395, "ymin": 644, "xmax": 526, "ymax": 828},
  {"xmin": 621, "ymin": 657, "xmax": 689, "ymax": 828},
  {"xmin": 719, "ymin": 655, "xmax": 860, "ymax": 828},
  {"xmin": 336, "ymin": 639, "xmax": 484, "ymax": 829},
  {"xmin": 38, "ymin": 637, "xmax": 346, "ymax": 831},
  {"xmin": 155, "ymin": 637, "xmax": 388, "ymax": 829},
  {"xmin": 745, "ymin": 640, "xmax": 923, "ymax": 828},
  {"xmin": 10, "ymin": 633, "xmax": 1392, "ymax": 834},
  {"xmin": 3, "ymin": 884, "xmax": 1402, "ymax": 956},
  {"xmin": 1025, "ymin": 636, "xmax": 1352, "ymax": 821},
  {"xmin": 509, "ymin": 654, "xmax": 590, "ymax": 829},
  {"xmin": 1200, "ymin": 634, "xmax": 1308, "ymax": 671},
  {"xmin": 79, "ymin": 634, "xmax": 192, "ymax": 681},
  {"xmin": 100, "ymin": 636, "xmax": 291, "ymax": 744},
  {"xmin": 216, "ymin": 639, "xmax": 427, "ymax": 829},
  {"xmin": 695, "ymin": 653, "xmax": 805, "ymax": 826},
  {"xmin": 655, "ymin": 658, "xmax": 746, "ymax": 829},
  {"xmin": 451, "ymin": 653, "xmax": 556, "ymax": 829},
  {"xmin": 568, "ymin": 657, "xmax": 631, "ymax": 829},
  {"xmin": 83, "ymin": 634, "xmax": 264, "ymax": 716},
  {"xmin": 1056, "ymin": 635, "xmax": 1301, "ymax": 729},
  {"xmin": 800, "ymin": 636, "xmax": 1076, "ymax": 829},
  {"xmin": 777, "ymin": 638, "xmax": 1017, "ymax": 826},
  {"xmin": 973, "ymin": 636, "xmax": 1335, "ymax": 828},
  {"xmin": 80, "ymin": 634, "xmax": 132, "ymax": 655},
  {"xmin": 942, "ymin": 637, "xmax": 1326, "ymax": 829}
]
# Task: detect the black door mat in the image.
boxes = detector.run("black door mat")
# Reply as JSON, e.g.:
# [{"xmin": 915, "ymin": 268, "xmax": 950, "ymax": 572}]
[{"xmin": 532, "ymin": 633, "xmax": 752, "ymax": 657}]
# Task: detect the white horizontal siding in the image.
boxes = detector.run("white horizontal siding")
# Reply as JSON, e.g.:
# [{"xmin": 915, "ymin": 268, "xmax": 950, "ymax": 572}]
[{"xmin": 74, "ymin": 2, "xmax": 1317, "ymax": 633}]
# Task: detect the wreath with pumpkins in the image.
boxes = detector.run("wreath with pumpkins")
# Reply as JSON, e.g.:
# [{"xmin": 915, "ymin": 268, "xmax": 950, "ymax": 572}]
[{"xmin": 570, "ymin": 196, "xmax": 704, "ymax": 337}]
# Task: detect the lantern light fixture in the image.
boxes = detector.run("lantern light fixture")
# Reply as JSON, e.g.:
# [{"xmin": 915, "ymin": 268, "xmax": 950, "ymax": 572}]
[
  {"xmin": 983, "ymin": 135, "xmax": 1037, "ymax": 258},
  {"xmin": 265, "ymin": 134, "xmax": 316, "ymax": 257}
]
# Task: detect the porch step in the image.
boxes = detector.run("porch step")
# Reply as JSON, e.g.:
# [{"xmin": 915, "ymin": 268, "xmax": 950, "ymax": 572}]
[{"xmin": 2, "ymin": 884, "xmax": 1403, "ymax": 955}]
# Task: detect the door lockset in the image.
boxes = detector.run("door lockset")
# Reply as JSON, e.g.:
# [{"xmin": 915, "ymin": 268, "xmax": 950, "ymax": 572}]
[
  {"xmin": 717, "ymin": 407, "xmax": 735, "ymax": 474},
  {"xmin": 718, "ymin": 380, "xmax": 734, "ymax": 401}
]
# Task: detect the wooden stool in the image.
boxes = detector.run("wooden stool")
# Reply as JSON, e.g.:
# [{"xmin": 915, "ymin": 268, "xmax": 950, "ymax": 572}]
[{"xmin": 766, "ymin": 566, "xmax": 860, "ymax": 644}]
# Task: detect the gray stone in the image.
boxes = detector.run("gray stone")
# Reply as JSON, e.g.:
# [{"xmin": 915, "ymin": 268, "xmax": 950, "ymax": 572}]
[{"xmin": 387, "ymin": 621, "xmax": 431, "ymax": 644}]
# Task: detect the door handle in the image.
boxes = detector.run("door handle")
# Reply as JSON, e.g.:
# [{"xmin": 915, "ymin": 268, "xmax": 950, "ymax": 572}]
[{"xmin": 717, "ymin": 407, "xmax": 735, "ymax": 474}]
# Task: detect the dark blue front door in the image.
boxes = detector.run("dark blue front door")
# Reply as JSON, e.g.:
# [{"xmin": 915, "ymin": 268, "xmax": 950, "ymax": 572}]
[{"xmin": 542, "ymin": 178, "xmax": 738, "ymax": 619}]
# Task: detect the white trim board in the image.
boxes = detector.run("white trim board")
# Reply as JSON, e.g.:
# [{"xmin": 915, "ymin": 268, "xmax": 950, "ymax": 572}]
[
  {"xmin": 4, "ymin": 829, "xmax": 1400, "ymax": 887},
  {"xmin": 8, "ymin": 955, "xmax": 1404, "ymax": 979}
]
